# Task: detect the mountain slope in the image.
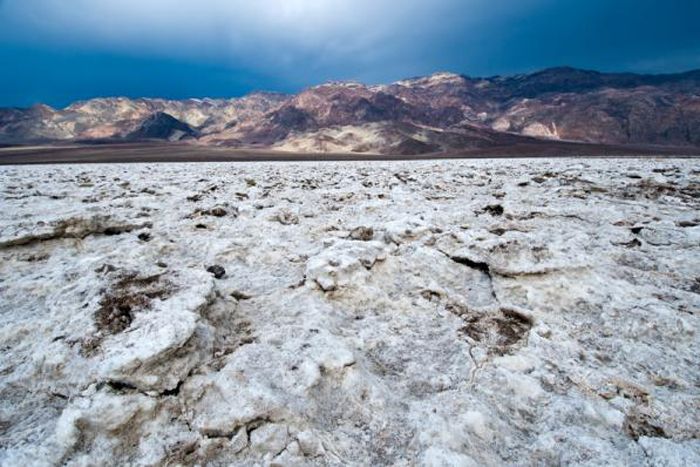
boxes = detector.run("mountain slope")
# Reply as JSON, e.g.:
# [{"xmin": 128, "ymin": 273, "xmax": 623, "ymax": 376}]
[
  {"xmin": 1, "ymin": 67, "xmax": 699, "ymax": 153},
  {"xmin": 125, "ymin": 112, "xmax": 198, "ymax": 141}
]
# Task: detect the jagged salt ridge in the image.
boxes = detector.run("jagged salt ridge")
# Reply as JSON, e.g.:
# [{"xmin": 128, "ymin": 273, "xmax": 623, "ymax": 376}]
[{"xmin": 0, "ymin": 158, "xmax": 699, "ymax": 465}]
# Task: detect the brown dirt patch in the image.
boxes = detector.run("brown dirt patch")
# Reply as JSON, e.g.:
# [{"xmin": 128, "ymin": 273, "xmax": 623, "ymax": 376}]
[
  {"xmin": 453, "ymin": 306, "xmax": 533, "ymax": 355},
  {"xmin": 95, "ymin": 273, "xmax": 172, "ymax": 334},
  {"xmin": 81, "ymin": 272, "xmax": 174, "ymax": 356}
]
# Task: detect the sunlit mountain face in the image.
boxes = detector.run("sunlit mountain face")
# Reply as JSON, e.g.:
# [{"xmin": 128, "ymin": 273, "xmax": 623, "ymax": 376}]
[{"xmin": 1, "ymin": 67, "xmax": 699, "ymax": 153}]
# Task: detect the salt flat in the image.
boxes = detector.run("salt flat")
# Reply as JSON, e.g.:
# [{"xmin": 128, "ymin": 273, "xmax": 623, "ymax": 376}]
[{"xmin": 0, "ymin": 158, "xmax": 698, "ymax": 466}]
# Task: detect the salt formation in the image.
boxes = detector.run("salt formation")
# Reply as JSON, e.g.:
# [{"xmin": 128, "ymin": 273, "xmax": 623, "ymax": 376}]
[{"xmin": 0, "ymin": 158, "xmax": 698, "ymax": 465}]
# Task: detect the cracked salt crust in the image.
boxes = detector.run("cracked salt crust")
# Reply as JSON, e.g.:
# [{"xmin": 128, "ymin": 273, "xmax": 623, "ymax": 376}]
[{"xmin": 0, "ymin": 158, "xmax": 698, "ymax": 465}]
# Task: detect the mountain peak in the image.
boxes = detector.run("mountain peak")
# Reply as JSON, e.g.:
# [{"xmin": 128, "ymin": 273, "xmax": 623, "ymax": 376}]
[
  {"xmin": 394, "ymin": 71, "xmax": 465, "ymax": 87},
  {"xmin": 429, "ymin": 71, "xmax": 464, "ymax": 79},
  {"xmin": 311, "ymin": 80, "xmax": 367, "ymax": 90}
]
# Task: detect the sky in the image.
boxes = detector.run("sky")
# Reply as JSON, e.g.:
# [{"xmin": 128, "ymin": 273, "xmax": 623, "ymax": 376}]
[{"xmin": 1, "ymin": 0, "xmax": 699, "ymax": 107}]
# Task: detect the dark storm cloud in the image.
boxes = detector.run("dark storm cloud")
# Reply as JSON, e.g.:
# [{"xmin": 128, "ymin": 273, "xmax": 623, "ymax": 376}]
[{"xmin": 0, "ymin": 0, "xmax": 699, "ymax": 107}]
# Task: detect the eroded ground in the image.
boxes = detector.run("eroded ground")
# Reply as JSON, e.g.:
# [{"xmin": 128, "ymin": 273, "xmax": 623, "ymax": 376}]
[{"xmin": 0, "ymin": 158, "xmax": 698, "ymax": 466}]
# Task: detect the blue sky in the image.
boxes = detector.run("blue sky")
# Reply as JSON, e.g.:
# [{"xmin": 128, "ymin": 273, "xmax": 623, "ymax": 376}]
[{"xmin": 1, "ymin": 0, "xmax": 699, "ymax": 107}]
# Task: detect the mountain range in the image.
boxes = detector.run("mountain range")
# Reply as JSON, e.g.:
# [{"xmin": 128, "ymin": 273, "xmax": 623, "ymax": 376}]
[{"xmin": 1, "ymin": 67, "xmax": 699, "ymax": 154}]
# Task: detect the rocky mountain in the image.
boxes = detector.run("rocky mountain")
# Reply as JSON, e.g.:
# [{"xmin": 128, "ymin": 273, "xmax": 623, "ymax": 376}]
[
  {"xmin": 125, "ymin": 112, "xmax": 198, "ymax": 142},
  {"xmin": 1, "ymin": 67, "xmax": 699, "ymax": 153}
]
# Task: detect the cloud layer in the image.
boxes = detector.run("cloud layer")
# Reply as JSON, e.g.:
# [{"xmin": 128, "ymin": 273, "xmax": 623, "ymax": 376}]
[
  {"xmin": 1, "ymin": 0, "xmax": 699, "ymax": 106},
  {"xmin": 1, "ymin": 0, "xmax": 476, "ymax": 78}
]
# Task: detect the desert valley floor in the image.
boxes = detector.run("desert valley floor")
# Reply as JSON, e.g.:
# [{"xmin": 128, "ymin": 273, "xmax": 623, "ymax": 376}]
[{"xmin": 0, "ymin": 158, "xmax": 699, "ymax": 466}]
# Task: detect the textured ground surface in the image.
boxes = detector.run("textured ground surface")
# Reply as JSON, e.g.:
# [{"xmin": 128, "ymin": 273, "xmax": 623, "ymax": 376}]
[{"xmin": 0, "ymin": 158, "xmax": 699, "ymax": 466}]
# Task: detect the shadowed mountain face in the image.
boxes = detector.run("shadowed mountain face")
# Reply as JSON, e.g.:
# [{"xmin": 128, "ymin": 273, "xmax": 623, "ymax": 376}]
[
  {"xmin": 1, "ymin": 67, "xmax": 699, "ymax": 153},
  {"xmin": 125, "ymin": 112, "xmax": 198, "ymax": 141}
]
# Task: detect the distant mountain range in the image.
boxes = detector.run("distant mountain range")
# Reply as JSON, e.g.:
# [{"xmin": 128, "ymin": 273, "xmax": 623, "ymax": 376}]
[{"xmin": 1, "ymin": 67, "xmax": 699, "ymax": 154}]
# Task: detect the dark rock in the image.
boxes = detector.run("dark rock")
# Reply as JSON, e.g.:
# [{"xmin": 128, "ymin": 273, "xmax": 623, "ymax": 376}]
[
  {"xmin": 207, "ymin": 207, "xmax": 228, "ymax": 217},
  {"xmin": 103, "ymin": 227, "xmax": 126, "ymax": 236},
  {"xmin": 621, "ymin": 238, "xmax": 643, "ymax": 248},
  {"xmin": 483, "ymin": 204, "xmax": 505, "ymax": 216},
  {"xmin": 207, "ymin": 265, "xmax": 226, "ymax": 279}
]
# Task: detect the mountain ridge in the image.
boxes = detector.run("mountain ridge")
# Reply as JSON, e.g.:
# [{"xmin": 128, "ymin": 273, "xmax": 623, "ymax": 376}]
[{"xmin": 2, "ymin": 66, "xmax": 699, "ymax": 154}]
